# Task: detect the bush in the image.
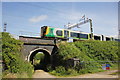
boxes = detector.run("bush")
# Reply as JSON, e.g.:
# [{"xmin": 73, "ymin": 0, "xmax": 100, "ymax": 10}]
[
  {"xmin": 46, "ymin": 64, "xmax": 53, "ymax": 72},
  {"xmin": 49, "ymin": 66, "xmax": 66, "ymax": 76},
  {"xmin": 55, "ymin": 66, "xmax": 66, "ymax": 74},
  {"xmin": 66, "ymin": 69, "xmax": 78, "ymax": 75},
  {"xmin": 2, "ymin": 32, "xmax": 34, "ymax": 77},
  {"xmin": 50, "ymin": 40, "xmax": 119, "ymax": 76}
]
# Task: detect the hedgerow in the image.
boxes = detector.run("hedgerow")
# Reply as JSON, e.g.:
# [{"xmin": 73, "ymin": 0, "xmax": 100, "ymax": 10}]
[{"xmin": 2, "ymin": 32, "xmax": 34, "ymax": 78}]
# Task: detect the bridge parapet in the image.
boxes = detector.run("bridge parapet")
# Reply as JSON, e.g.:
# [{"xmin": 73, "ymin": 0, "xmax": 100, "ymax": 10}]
[{"xmin": 19, "ymin": 36, "xmax": 55, "ymax": 45}]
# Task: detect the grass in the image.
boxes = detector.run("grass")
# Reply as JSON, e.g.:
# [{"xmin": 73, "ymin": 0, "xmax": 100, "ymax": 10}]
[
  {"xmin": 48, "ymin": 64, "xmax": 118, "ymax": 77},
  {"xmin": 2, "ymin": 72, "xmax": 31, "ymax": 78},
  {"xmin": 110, "ymin": 71, "xmax": 119, "ymax": 75}
]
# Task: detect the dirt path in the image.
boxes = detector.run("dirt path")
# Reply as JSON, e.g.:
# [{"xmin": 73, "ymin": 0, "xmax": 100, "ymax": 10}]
[
  {"xmin": 32, "ymin": 70, "xmax": 56, "ymax": 78},
  {"xmin": 67, "ymin": 70, "xmax": 118, "ymax": 78},
  {"xmin": 32, "ymin": 70, "xmax": 118, "ymax": 78}
]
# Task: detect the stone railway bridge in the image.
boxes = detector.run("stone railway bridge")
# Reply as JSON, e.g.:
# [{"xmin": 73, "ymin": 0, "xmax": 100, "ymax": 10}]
[{"xmin": 19, "ymin": 36, "xmax": 58, "ymax": 69}]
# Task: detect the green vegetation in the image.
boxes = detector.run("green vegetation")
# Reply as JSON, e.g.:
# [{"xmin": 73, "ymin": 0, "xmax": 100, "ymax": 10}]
[
  {"xmin": 2, "ymin": 32, "xmax": 34, "ymax": 78},
  {"xmin": 48, "ymin": 40, "xmax": 119, "ymax": 76},
  {"xmin": 33, "ymin": 52, "xmax": 45, "ymax": 70},
  {"xmin": 1, "ymin": 32, "xmax": 119, "ymax": 77},
  {"xmin": 110, "ymin": 71, "xmax": 120, "ymax": 75},
  {"xmin": 33, "ymin": 52, "xmax": 45, "ymax": 65}
]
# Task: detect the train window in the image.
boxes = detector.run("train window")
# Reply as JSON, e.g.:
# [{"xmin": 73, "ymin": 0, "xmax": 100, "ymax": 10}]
[
  {"xmin": 64, "ymin": 30, "xmax": 69, "ymax": 37},
  {"xmin": 115, "ymin": 39, "xmax": 120, "ymax": 41},
  {"xmin": 79, "ymin": 34, "xmax": 88, "ymax": 39},
  {"xmin": 41, "ymin": 26, "xmax": 47, "ymax": 37},
  {"xmin": 111, "ymin": 37, "xmax": 114, "ymax": 41},
  {"xmin": 94, "ymin": 35, "xmax": 100, "ymax": 40},
  {"xmin": 106, "ymin": 37, "xmax": 110, "ymax": 41},
  {"xmin": 49, "ymin": 28, "xmax": 53, "ymax": 33},
  {"xmin": 56, "ymin": 30, "xmax": 63, "ymax": 36},
  {"xmin": 71, "ymin": 32, "xmax": 78, "ymax": 38},
  {"xmin": 43, "ymin": 27, "xmax": 47, "ymax": 33}
]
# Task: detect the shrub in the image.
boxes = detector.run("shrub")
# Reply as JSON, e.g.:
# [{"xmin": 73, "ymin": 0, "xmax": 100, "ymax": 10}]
[
  {"xmin": 50, "ymin": 40, "xmax": 119, "ymax": 76},
  {"xmin": 2, "ymin": 32, "xmax": 34, "ymax": 77},
  {"xmin": 66, "ymin": 69, "xmax": 78, "ymax": 75},
  {"xmin": 55, "ymin": 66, "xmax": 66, "ymax": 74}
]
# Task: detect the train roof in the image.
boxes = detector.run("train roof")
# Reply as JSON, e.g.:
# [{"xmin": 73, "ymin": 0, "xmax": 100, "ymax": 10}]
[{"xmin": 93, "ymin": 34, "xmax": 102, "ymax": 36}]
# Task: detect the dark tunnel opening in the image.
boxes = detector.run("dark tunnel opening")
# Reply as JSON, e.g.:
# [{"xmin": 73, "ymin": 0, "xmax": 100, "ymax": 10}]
[{"xmin": 29, "ymin": 49, "xmax": 51, "ymax": 71}]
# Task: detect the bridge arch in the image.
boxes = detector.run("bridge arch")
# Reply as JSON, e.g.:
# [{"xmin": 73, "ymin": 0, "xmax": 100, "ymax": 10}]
[{"xmin": 27, "ymin": 48, "xmax": 51, "ymax": 70}]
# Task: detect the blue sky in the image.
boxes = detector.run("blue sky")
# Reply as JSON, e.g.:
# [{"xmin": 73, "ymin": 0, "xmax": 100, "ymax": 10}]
[{"xmin": 2, "ymin": 2, "xmax": 118, "ymax": 38}]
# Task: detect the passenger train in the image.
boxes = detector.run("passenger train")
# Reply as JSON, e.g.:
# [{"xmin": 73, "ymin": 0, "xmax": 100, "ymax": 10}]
[{"xmin": 41, "ymin": 26, "xmax": 118, "ymax": 41}]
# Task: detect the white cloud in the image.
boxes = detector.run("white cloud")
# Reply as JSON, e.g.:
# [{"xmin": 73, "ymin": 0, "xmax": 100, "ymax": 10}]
[
  {"xmin": 65, "ymin": 12, "xmax": 84, "ymax": 21},
  {"xmin": 29, "ymin": 15, "xmax": 48, "ymax": 23}
]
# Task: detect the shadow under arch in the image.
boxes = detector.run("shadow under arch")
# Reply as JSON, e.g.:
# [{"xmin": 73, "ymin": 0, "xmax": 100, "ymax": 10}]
[{"xmin": 28, "ymin": 48, "xmax": 51, "ymax": 70}]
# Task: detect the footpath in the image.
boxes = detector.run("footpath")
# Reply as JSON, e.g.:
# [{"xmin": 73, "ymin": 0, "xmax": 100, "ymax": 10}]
[{"xmin": 32, "ymin": 70, "xmax": 118, "ymax": 78}]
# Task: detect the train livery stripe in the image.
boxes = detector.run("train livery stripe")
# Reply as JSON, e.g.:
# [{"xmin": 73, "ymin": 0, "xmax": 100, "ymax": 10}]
[
  {"xmin": 45, "ymin": 27, "xmax": 49, "ymax": 35},
  {"xmin": 80, "ymin": 38, "xmax": 88, "ymax": 40},
  {"xmin": 62, "ymin": 29, "xmax": 64, "ymax": 38},
  {"xmin": 45, "ymin": 27, "xmax": 56, "ymax": 37}
]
